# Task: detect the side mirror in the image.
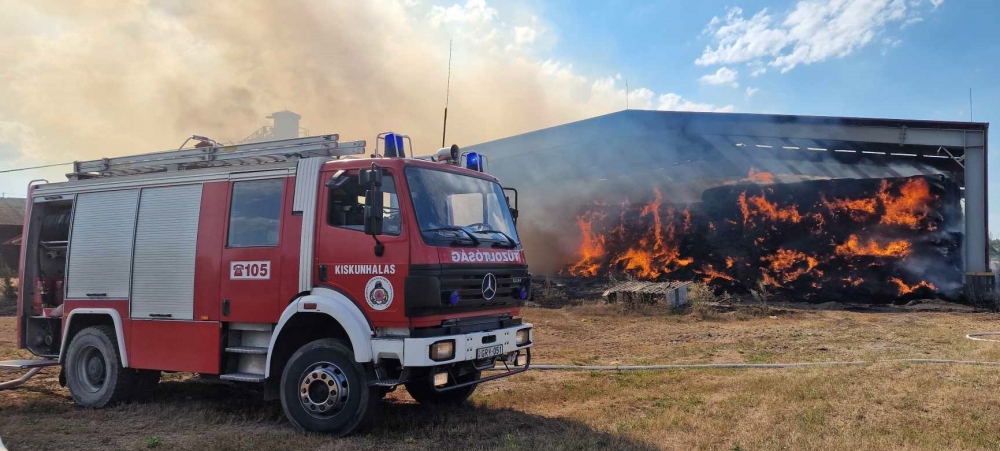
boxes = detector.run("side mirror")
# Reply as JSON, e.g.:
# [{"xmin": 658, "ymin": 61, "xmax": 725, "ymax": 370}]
[
  {"xmin": 503, "ymin": 187, "xmax": 519, "ymax": 226},
  {"xmin": 360, "ymin": 167, "xmax": 384, "ymax": 237}
]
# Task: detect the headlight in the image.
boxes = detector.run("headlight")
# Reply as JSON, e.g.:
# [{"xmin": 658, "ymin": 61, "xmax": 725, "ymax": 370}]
[
  {"xmin": 429, "ymin": 339, "xmax": 455, "ymax": 361},
  {"xmin": 516, "ymin": 328, "xmax": 531, "ymax": 346}
]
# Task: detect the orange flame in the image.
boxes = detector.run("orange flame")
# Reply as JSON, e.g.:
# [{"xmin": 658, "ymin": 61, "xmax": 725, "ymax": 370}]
[
  {"xmin": 821, "ymin": 195, "xmax": 877, "ymax": 221},
  {"xmin": 747, "ymin": 167, "xmax": 775, "ymax": 184},
  {"xmin": 842, "ymin": 277, "xmax": 864, "ymax": 287},
  {"xmin": 834, "ymin": 235, "xmax": 911, "ymax": 258},
  {"xmin": 889, "ymin": 277, "xmax": 936, "ymax": 295},
  {"xmin": 566, "ymin": 211, "xmax": 606, "ymax": 277},
  {"xmin": 607, "ymin": 190, "xmax": 693, "ymax": 278},
  {"xmin": 699, "ymin": 264, "xmax": 736, "ymax": 283},
  {"xmin": 879, "ymin": 178, "xmax": 935, "ymax": 229},
  {"xmin": 739, "ymin": 191, "xmax": 802, "ymax": 226},
  {"xmin": 761, "ymin": 249, "xmax": 820, "ymax": 283}
]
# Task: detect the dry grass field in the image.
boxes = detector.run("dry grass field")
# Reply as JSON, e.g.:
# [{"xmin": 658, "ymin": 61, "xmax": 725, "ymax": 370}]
[{"xmin": 3, "ymin": 303, "xmax": 1000, "ymax": 450}]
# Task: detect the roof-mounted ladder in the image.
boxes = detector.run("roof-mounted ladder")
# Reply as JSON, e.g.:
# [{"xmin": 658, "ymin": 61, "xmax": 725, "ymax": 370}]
[{"xmin": 70, "ymin": 134, "xmax": 366, "ymax": 179}]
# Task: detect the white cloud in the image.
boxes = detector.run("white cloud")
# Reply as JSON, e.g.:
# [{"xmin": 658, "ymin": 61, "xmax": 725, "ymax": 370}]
[
  {"xmin": 428, "ymin": 0, "xmax": 498, "ymax": 28},
  {"xmin": 514, "ymin": 25, "xmax": 537, "ymax": 45},
  {"xmin": 699, "ymin": 66, "xmax": 739, "ymax": 87},
  {"xmin": 657, "ymin": 93, "xmax": 734, "ymax": 112},
  {"xmin": 930, "ymin": 0, "xmax": 944, "ymax": 9},
  {"xmin": 696, "ymin": 0, "xmax": 935, "ymax": 73},
  {"xmin": 881, "ymin": 37, "xmax": 903, "ymax": 54},
  {"xmin": 902, "ymin": 16, "xmax": 923, "ymax": 28},
  {"xmin": 745, "ymin": 87, "xmax": 760, "ymax": 99}
]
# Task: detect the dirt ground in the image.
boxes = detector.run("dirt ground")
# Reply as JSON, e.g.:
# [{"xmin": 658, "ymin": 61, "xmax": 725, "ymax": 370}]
[{"xmin": 3, "ymin": 305, "xmax": 1000, "ymax": 450}]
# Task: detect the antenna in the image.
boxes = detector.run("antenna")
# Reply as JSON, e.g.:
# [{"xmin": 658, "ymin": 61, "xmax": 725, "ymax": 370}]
[
  {"xmin": 442, "ymin": 39, "xmax": 453, "ymax": 148},
  {"xmin": 625, "ymin": 78, "xmax": 629, "ymax": 110},
  {"xmin": 969, "ymin": 88, "xmax": 973, "ymax": 121}
]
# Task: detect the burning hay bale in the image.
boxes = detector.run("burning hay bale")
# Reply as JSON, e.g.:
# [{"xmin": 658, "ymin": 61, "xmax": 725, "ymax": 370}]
[{"xmin": 563, "ymin": 175, "xmax": 962, "ymax": 303}]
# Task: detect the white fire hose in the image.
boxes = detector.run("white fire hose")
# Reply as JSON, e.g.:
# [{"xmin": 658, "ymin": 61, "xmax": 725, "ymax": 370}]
[
  {"xmin": 965, "ymin": 332, "xmax": 1000, "ymax": 342},
  {"xmin": 494, "ymin": 333, "xmax": 1000, "ymax": 372}
]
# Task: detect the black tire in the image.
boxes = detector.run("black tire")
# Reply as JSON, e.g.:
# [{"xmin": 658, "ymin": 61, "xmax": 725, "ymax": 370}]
[
  {"xmin": 132, "ymin": 370, "xmax": 161, "ymax": 402},
  {"xmin": 279, "ymin": 339, "xmax": 377, "ymax": 435},
  {"xmin": 405, "ymin": 369, "xmax": 480, "ymax": 406},
  {"xmin": 65, "ymin": 325, "xmax": 133, "ymax": 408}
]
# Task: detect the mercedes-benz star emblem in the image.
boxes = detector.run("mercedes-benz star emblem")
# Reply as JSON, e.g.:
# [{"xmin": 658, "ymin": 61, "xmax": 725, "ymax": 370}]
[{"xmin": 482, "ymin": 273, "xmax": 497, "ymax": 300}]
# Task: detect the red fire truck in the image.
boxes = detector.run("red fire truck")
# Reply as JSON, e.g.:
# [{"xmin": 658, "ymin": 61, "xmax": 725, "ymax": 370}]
[{"xmin": 0, "ymin": 133, "xmax": 532, "ymax": 435}]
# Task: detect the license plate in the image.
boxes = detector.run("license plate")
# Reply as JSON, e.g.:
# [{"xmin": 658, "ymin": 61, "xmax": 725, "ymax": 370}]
[{"xmin": 476, "ymin": 344, "xmax": 503, "ymax": 359}]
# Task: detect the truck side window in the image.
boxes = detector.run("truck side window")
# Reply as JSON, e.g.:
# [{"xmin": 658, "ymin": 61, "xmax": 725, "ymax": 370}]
[
  {"xmin": 227, "ymin": 179, "xmax": 283, "ymax": 247},
  {"xmin": 328, "ymin": 173, "xmax": 401, "ymax": 236}
]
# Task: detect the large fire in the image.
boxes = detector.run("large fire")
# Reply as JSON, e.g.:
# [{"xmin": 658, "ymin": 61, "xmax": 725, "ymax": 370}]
[{"xmin": 563, "ymin": 175, "xmax": 962, "ymax": 301}]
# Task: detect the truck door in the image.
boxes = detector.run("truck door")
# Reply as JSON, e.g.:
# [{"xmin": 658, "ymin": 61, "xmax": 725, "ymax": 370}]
[
  {"xmin": 315, "ymin": 169, "xmax": 409, "ymax": 326},
  {"xmin": 219, "ymin": 177, "xmax": 289, "ymax": 323}
]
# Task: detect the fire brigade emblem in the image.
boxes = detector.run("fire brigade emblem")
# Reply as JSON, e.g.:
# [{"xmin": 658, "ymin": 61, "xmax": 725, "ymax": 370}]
[{"xmin": 365, "ymin": 276, "xmax": 394, "ymax": 311}]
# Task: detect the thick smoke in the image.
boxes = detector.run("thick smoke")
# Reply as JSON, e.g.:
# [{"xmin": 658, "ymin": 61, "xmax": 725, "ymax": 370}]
[{"xmin": 0, "ymin": 0, "xmax": 731, "ymax": 192}]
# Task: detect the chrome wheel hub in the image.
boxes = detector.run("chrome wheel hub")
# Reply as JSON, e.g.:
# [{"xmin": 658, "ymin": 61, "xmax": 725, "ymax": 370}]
[{"xmin": 299, "ymin": 361, "xmax": 350, "ymax": 418}]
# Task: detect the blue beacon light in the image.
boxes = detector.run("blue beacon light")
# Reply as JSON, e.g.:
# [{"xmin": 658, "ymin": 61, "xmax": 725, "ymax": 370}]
[
  {"xmin": 465, "ymin": 152, "xmax": 481, "ymax": 171},
  {"xmin": 450, "ymin": 291, "xmax": 460, "ymax": 305}
]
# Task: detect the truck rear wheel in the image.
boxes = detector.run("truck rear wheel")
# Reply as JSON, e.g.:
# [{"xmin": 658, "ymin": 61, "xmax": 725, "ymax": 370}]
[
  {"xmin": 405, "ymin": 370, "xmax": 480, "ymax": 406},
  {"xmin": 279, "ymin": 338, "xmax": 377, "ymax": 435},
  {"xmin": 65, "ymin": 325, "xmax": 133, "ymax": 408}
]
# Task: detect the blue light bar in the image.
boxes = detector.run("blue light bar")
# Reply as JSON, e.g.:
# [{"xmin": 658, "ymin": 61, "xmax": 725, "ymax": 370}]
[
  {"xmin": 384, "ymin": 133, "xmax": 405, "ymax": 158},
  {"xmin": 465, "ymin": 152, "xmax": 482, "ymax": 171}
]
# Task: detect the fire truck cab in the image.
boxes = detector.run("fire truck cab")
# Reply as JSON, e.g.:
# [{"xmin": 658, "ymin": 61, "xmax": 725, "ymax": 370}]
[{"xmin": 4, "ymin": 133, "xmax": 532, "ymax": 435}]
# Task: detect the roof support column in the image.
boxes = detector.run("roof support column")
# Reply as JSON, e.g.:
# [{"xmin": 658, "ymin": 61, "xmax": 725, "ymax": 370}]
[{"xmin": 964, "ymin": 145, "xmax": 988, "ymax": 275}]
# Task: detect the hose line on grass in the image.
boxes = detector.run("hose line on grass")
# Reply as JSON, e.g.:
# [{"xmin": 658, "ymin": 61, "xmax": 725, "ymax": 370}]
[
  {"xmin": 487, "ymin": 333, "xmax": 1000, "ymax": 372},
  {"xmin": 524, "ymin": 359, "xmax": 1000, "ymax": 371},
  {"xmin": 965, "ymin": 332, "xmax": 1000, "ymax": 342}
]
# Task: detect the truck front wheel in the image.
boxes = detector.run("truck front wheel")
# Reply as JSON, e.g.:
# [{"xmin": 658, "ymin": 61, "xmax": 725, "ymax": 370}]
[
  {"xmin": 279, "ymin": 338, "xmax": 377, "ymax": 435},
  {"xmin": 64, "ymin": 325, "xmax": 133, "ymax": 408},
  {"xmin": 405, "ymin": 369, "xmax": 480, "ymax": 406}
]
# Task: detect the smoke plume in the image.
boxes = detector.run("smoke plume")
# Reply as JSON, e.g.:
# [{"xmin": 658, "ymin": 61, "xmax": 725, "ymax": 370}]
[{"xmin": 0, "ymin": 0, "xmax": 731, "ymax": 194}]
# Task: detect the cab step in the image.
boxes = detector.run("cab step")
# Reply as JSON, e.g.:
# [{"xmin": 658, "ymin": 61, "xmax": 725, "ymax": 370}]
[
  {"xmin": 225, "ymin": 346, "xmax": 268, "ymax": 355},
  {"xmin": 220, "ymin": 372, "xmax": 265, "ymax": 383}
]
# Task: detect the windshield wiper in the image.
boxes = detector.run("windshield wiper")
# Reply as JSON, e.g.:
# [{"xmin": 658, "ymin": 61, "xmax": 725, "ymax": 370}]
[
  {"xmin": 422, "ymin": 227, "xmax": 480, "ymax": 246},
  {"xmin": 472, "ymin": 229, "xmax": 517, "ymax": 248}
]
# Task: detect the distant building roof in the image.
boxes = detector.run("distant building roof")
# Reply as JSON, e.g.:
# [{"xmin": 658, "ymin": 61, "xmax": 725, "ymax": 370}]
[{"xmin": 0, "ymin": 198, "xmax": 25, "ymax": 226}]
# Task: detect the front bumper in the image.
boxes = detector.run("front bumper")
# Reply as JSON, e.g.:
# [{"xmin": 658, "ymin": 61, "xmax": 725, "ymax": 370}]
[{"xmin": 371, "ymin": 323, "xmax": 533, "ymax": 368}]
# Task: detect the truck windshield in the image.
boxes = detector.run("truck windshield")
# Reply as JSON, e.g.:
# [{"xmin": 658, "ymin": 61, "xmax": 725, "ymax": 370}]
[{"xmin": 405, "ymin": 166, "xmax": 520, "ymax": 247}]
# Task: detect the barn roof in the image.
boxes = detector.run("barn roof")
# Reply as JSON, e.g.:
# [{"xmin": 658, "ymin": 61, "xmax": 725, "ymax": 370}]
[{"xmin": 0, "ymin": 198, "xmax": 25, "ymax": 227}]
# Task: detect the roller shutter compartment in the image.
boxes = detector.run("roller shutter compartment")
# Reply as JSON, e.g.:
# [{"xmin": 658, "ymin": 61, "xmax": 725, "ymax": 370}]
[
  {"xmin": 66, "ymin": 189, "xmax": 140, "ymax": 300},
  {"xmin": 130, "ymin": 184, "xmax": 203, "ymax": 320}
]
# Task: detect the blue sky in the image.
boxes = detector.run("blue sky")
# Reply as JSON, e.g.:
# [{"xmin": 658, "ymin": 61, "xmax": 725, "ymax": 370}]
[
  {"xmin": 1, "ymin": 0, "xmax": 998, "ymax": 233},
  {"xmin": 416, "ymin": 0, "xmax": 1000, "ymax": 232}
]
